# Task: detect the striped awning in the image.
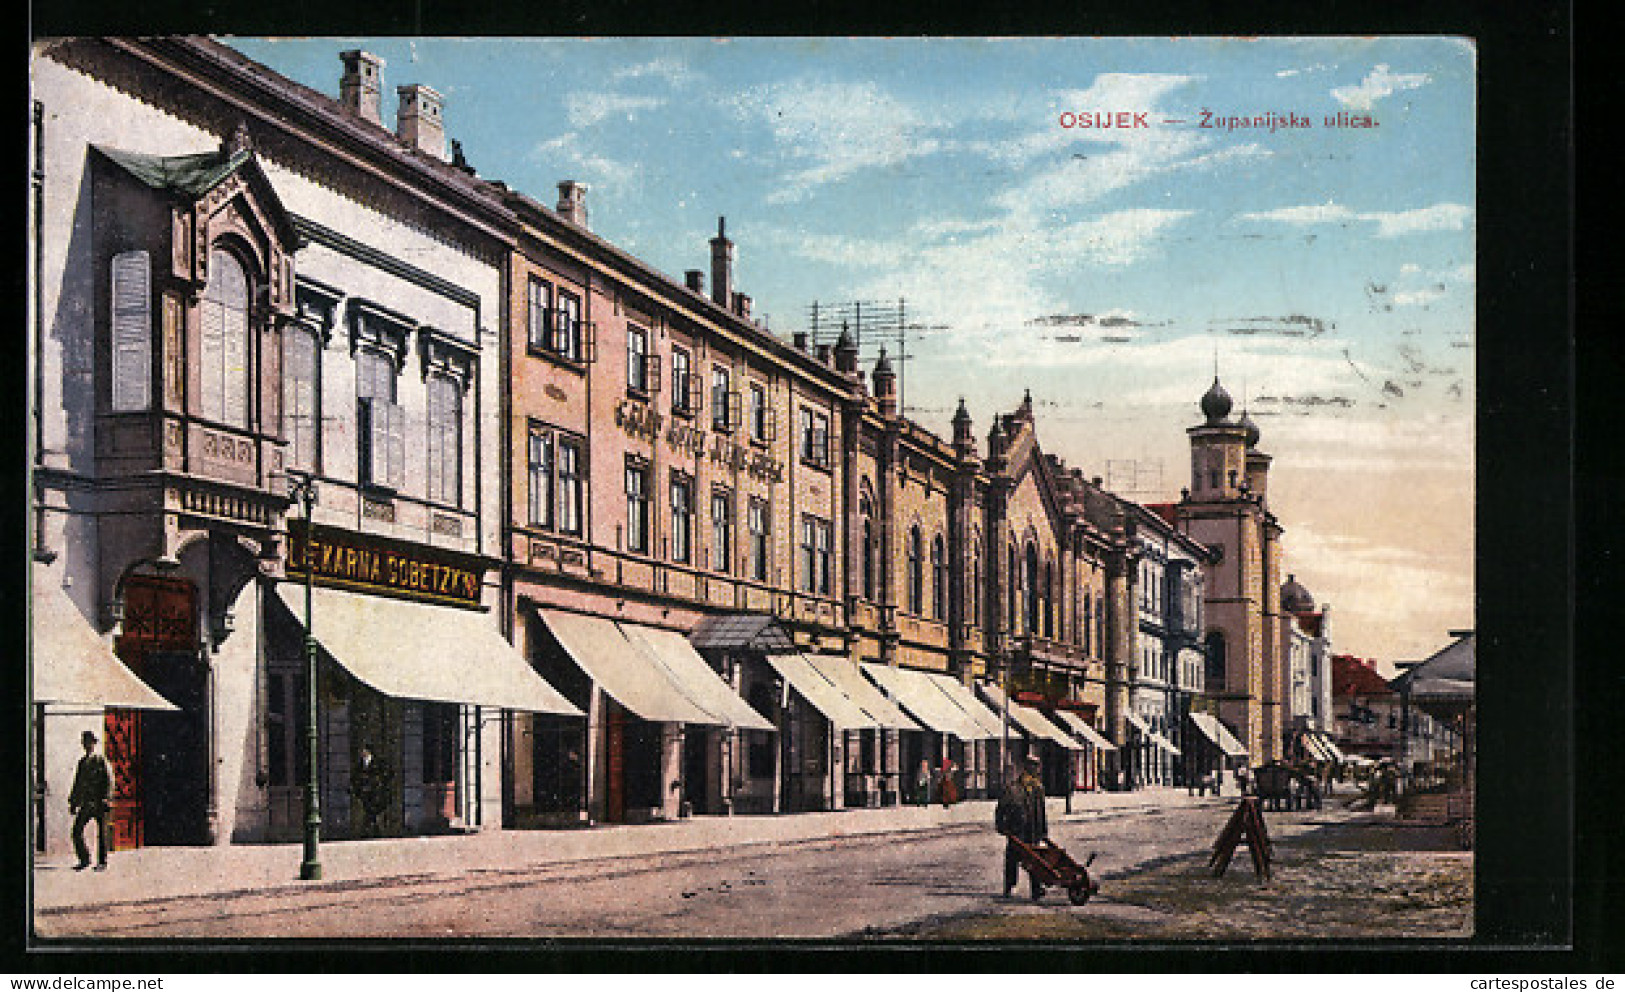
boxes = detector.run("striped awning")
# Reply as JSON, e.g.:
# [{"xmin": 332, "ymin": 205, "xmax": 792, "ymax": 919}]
[{"xmin": 1051, "ymin": 709, "xmax": 1118, "ymax": 752}]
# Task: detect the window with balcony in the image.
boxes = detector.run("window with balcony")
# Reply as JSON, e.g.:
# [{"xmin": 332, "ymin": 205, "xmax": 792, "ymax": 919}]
[
  {"xmin": 627, "ymin": 324, "xmax": 660, "ymax": 395},
  {"xmin": 800, "ymin": 406, "xmax": 831, "ymax": 469},
  {"xmin": 671, "ymin": 347, "xmax": 695, "ymax": 415}
]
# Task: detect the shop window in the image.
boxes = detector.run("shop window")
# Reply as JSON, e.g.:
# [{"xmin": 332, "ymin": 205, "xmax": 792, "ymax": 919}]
[
  {"xmin": 711, "ymin": 488, "xmax": 734, "ymax": 574},
  {"xmin": 282, "ymin": 325, "xmax": 320, "ymax": 471},
  {"xmin": 625, "ymin": 460, "xmax": 651, "ymax": 555},
  {"xmin": 422, "ymin": 703, "xmax": 457, "ymax": 786},
  {"xmin": 747, "ymin": 682, "xmax": 777, "ymax": 777},
  {"xmin": 748, "ymin": 497, "xmax": 770, "ymax": 582},
  {"xmin": 110, "ymin": 250, "xmax": 152, "ymax": 412},
  {"xmin": 670, "ymin": 472, "xmax": 694, "ymax": 564},
  {"xmin": 426, "ymin": 373, "xmax": 462, "ymax": 506},
  {"xmin": 200, "ymin": 248, "xmax": 251, "ymax": 427}
]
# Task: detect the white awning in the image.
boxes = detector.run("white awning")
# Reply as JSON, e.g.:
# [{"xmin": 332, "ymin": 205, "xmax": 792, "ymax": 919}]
[
  {"xmin": 31, "ymin": 576, "xmax": 177, "ymax": 711},
  {"xmin": 1188, "ymin": 711, "xmax": 1249, "ymax": 758},
  {"xmin": 620, "ymin": 623, "xmax": 775, "ymax": 731},
  {"xmin": 978, "ymin": 682, "xmax": 1083, "ymax": 750},
  {"xmin": 802, "ymin": 655, "xmax": 921, "ymax": 731},
  {"xmin": 276, "ymin": 585, "xmax": 581, "ymax": 715},
  {"xmin": 1124, "ymin": 710, "xmax": 1153, "ymax": 736},
  {"xmin": 1051, "ymin": 709, "xmax": 1118, "ymax": 752},
  {"xmin": 537, "ymin": 608, "xmax": 716, "ymax": 724},
  {"xmin": 922, "ymin": 673, "xmax": 1003, "ymax": 740},
  {"xmin": 1147, "ymin": 730, "xmax": 1182, "ymax": 756},
  {"xmin": 1317, "ymin": 733, "xmax": 1347, "ymax": 762},
  {"xmin": 766, "ymin": 654, "xmax": 877, "ymax": 731},
  {"xmin": 861, "ymin": 663, "xmax": 984, "ymax": 740}
]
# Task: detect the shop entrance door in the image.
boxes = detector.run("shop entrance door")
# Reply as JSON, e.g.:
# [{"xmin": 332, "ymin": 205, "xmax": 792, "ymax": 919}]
[
  {"xmin": 682, "ymin": 727, "xmax": 710, "ymax": 814},
  {"xmin": 605, "ymin": 702, "xmax": 626, "ymax": 824},
  {"xmin": 112, "ymin": 576, "xmax": 204, "ymax": 847}
]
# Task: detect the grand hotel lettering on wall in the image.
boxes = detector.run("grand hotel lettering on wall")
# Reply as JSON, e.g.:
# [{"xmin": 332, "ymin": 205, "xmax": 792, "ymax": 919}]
[
  {"xmin": 614, "ymin": 398, "xmax": 785, "ymax": 484},
  {"xmin": 286, "ymin": 520, "xmax": 487, "ymax": 609}
]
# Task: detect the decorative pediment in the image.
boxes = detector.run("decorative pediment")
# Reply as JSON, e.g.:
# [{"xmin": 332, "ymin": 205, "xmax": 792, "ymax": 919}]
[
  {"xmin": 418, "ymin": 326, "xmax": 479, "ymax": 389},
  {"xmin": 346, "ymin": 298, "xmax": 414, "ymax": 366}
]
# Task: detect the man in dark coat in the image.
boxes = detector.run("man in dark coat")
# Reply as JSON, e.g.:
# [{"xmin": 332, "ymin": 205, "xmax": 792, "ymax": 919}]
[
  {"xmin": 354, "ymin": 746, "xmax": 391, "ymax": 838},
  {"xmin": 68, "ymin": 730, "xmax": 113, "ymax": 871},
  {"xmin": 995, "ymin": 754, "xmax": 1049, "ymax": 898}
]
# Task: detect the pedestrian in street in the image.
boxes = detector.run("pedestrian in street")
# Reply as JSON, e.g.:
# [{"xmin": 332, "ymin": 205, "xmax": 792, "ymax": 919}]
[
  {"xmin": 914, "ymin": 759, "xmax": 932, "ymax": 806},
  {"xmin": 940, "ymin": 758, "xmax": 960, "ymax": 807},
  {"xmin": 354, "ymin": 745, "xmax": 391, "ymax": 838},
  {"xmin": 995, "ymin": 754, "xmax": 1048, "ymax": 899},
  {"xmin": 68, "ymin": 730, "xmax": 112, "ymax": 872}
]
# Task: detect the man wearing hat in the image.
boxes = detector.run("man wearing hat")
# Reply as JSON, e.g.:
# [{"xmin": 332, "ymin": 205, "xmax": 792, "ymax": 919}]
[
  {"xmin": 994, "ymin": 753, "xmax": 1048, "ymax": 898},
  {"xmin": 68, "ymin": 730, "xmax": 113, "ymax": 871}
]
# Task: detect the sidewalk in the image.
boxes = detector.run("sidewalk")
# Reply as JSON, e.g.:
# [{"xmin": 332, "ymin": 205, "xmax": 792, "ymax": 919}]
[{"xmin": 33, "ymin": 787, "xmax": 1223, "ymax": 914}]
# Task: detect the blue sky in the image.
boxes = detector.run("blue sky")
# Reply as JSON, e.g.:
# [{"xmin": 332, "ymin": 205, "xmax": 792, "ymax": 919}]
[{"xmin": 228, "ymin": 36, "xmax": 1476, "ymax": 664}]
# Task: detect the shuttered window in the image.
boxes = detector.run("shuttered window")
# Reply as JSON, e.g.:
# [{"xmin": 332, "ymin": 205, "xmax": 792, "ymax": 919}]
[
  {"xmin": 357, "ymin": 349, "xmax": 403, "ymax": 490},
  {"xmin": 426, "ymin": 374, "xmax": 462, "ymax": 506},
  {"xmin": 200, "ymin": 249, "xmax": 250, "ymax": 427},
  {"xmin": 110, "ymin": 251, "xmax": 151, "ymax": 411},
  {"xmin": 281, "ymin": 327, "xmax": 319, "ymax": 470}
]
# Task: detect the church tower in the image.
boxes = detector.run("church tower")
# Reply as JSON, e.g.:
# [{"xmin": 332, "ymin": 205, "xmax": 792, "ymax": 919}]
[{"xmin": 1176, "ymin": 377, "xmax": 1287, "ymax": 763}]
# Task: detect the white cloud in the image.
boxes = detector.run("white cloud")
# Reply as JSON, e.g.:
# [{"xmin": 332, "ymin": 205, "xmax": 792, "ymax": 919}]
[
  {"xmin": 727, "ymin": 79, "xmax": 946, "ymax": 202},
  {"xmin": 529, "ymin": 131, "xmax": 639, "ymax": 193},
  {"xmin": 1331, "ymin": 64, "xmax": 1432, "ymax": 111},
  {"xmin": 565, "ymin": 91, "xmax": 666, "ymax": 128},
  {"xmin": 1366, "ymin": 203, "xmax": 1474, "ymax": 237},
  {"xmin": 611, "ymin": 57, "xmax": 697, "ymax": 87},
  {"xmin": 1236, "ymin": 200, "xmax": 1474, "ymax": 238}
]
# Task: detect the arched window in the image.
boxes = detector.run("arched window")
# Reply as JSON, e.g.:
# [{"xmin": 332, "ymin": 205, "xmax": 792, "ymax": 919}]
[
  {"xmin": 861, "ymin": 517, "xmax": 875, "ymax": 601},
  {"xmin": 931, "ymin": 534, "xmax": 948, "ymax": 621},
  {"xmin": 1024, "ymin": 543, "xmax": 1040, "ymax": 637},
  {"xmin": 907, "ymin": 526, "xmax": 924, "ymax": 615},
  {"xmin": 1205, "ymin": 630, "xmax": 1227, "ymax": 684},
  {"xmin": 200, "ymin": 248, "xmax": 251, "ymax": 427},
  {"xmin": 1083, "ymin": 593, "xmax": 1093, "ymax": 655},
  {"xmin": 1008, "ymin": 543, "xmax": 1019, "ymax": 634},
  {"xmin": 1043, "ymin": 559, "xmax": 1055, "ymax": 639},
  {"xmin": 971, "ymin": 550, "xmax": 982, "ymax": 627}
]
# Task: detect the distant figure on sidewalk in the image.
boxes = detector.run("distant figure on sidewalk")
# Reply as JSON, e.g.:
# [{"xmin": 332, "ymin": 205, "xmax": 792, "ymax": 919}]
[
  {"xmin": 995, "ymin": 754, "xmax": 1048, "ymax": 898},
  {"xmin": 939, "ymin": 758, "xmax": 960, "ymax": 807},
  {"xmin": 914, "ymin": 759, "xmax": 932, "ymax": 806},
  {"xmin": 68, "ymin": 730, "xmax": 112, "ymax": 871},
  {"xmin": 354, "ymin": 746, "xmax": 391, "ymax": 837}
]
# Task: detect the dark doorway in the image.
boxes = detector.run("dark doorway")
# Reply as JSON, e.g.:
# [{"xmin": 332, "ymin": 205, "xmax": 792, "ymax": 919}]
[{"xmin": 683, "ymin": 727, "xmax": 711, "ymax": 814}]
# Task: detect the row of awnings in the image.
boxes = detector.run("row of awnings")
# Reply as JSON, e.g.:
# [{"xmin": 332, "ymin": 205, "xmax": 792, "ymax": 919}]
[
  {"xmin": 1187, "ymin": 712, "xmax": 1250, "ymax": 758},
  {"xmin": 1300, "ymin": 730, "xmax": 1346, "ymax": 763},
  {"xmin": 1124, "ymin": 710, "xmax": 1182, "ymax": 756}
]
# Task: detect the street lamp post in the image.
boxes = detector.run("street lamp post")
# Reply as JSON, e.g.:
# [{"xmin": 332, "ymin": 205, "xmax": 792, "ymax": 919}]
[{"xmin": 287, "ymin": 473, "xmax": 322, "ymax": 881}]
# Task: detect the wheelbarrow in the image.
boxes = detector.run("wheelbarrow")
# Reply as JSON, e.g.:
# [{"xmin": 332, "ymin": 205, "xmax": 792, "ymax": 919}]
[{"xmin": 1009, "ymin": 837, "xmax": 1100, "ymax": 905}]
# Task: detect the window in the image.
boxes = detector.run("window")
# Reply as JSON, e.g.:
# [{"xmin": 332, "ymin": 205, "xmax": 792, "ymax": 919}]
[
  {"xmin": 357, "ymin": 349, "xmax": 403, "ymax": 490},
  {"xmin": 1044, "ymin": 561, "xmax": 1055, "ymax": 638},
  {"xmin": 671, "ymin": 347, "xmax": 694, "ymax": 415},
  {"xmin": 861, "ymin": 517, "xmax": 875, "ymax": 601},
  {"xmin": 932, "ymin": 535, "xmax": 948, "ymax": 621},
  {"xmin": 626, "ymin": 325, "xmax": 659, "ymax": 394},
  {"xmin": 282, "ymin": 326, "xmax": 320, "ymax": 471},
  {"xmin": 802, "ymin": 516, "xmax": 832, "ymax": 595},
  {"xmin": 748, "ymin": 382, "xmax": 774, "ymax": 443},
  {"xmin": 527, "ymin": 428, "xmax": 553, "ymax": 528},
  {"xmin": 907, "ymin": 527, "xmax": 924, "ymax": 615},
  {"xmin": 110, "ymin": 250, "xmax": 152, "ymax": 412},
  {"xmin": 528, "ymin": 425, "xmax": 587, "ymax": 536},
  {"xmin": 526, "ymin": 277, "xmax": 551, "ymax": 351},
  {"xmin": 971, "ymin": 551, "xmax": 981, "ymax": 627},
  {"xmin": 800, "ymin": 407, "xmax": 830, "ymax": 468},
  {"xmin": 669, "ymin": 473, "xmax": 693, "ymax": 564},
  {"xmin": 426, "ymin": 374, "xmax": 462, "ymax": 506},
  {"xmin": 1083, "ymin": 594, "xmax": 1094, "ymax": 655},
  {"xmin": 711, "ymin": 489, "xmax": 734, "ymax": 574},
  {"xmin": 748, "ymin": 498, "xmax": 770, "ymax": 582},
  {"xmin": 200, "ymin": 248, "xmax": 251, "ymax": 427},
  {"xmin": 1025, "ymin": 544, "xmax": 1040, "ymax": 636},
  {"xmin": 557, "ymin": 437, "xmax": 585, "ymax": 536},
  {"xmin": 538, "ymin": 288, "xmax": 585, "ymax": 362},
  {"xmin": 1205, "ymin": 631, "xmax": 1227, "ymax": 683},
  {"xmin": 625, "ymin": 461, "xmax": 651, "ymax": 554},
  {"xmin": 711, "ymin": 366, "xmax": 738, "ymax": 432}
]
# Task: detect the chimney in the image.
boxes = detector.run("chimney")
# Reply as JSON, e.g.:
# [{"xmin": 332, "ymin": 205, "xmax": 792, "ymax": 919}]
[
  {"xmin": 339, "ymin": 50, "xmax": 385, "ymax": 126},
  {"xmin": 710, "ymin": 217, "xmax": 734, "ymax": 308},
  {"xmin": 834, "ymin": 325, "xmax": 858, "ymax": 375},
  {"xmin": 816, "ymin": 343, "xmax": 833, "ymax": 365},
  {"xmin": 557, "ymin": 181, "xmax": 588, "ymax": 227},
  {"xmin": 733, "ymin": 292, "xmax": 752, "ymax": 319},
  {"xmin": 396, "ymin": 84, "xmax": 446, "ymax": 160},
  {"xmin": 684, "ymin": 270, "xmax": 705, "ymax": 294},
  {"xmin": 792, "ymin": 332, "xmax": 810, "ymax": 352}
]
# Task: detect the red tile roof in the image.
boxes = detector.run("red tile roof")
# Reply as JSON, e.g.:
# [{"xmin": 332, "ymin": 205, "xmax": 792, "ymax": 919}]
[{"xmin": 1332, "ymin": 654, "xmax": 1393, "ymax": 697}]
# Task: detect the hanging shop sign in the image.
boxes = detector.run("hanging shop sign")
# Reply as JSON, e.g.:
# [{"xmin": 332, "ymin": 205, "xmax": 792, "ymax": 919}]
[
  {"xmin": 614, "ymin": 398, "xmax": 785, "ymax": 484},
  {"xmin": 286, "ymin": 520, "xmax": 487, "ymax": 609}
]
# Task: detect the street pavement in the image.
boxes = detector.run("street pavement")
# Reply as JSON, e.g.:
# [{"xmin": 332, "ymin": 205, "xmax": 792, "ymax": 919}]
[{"xmin": 31, "ymin": 787, "xmax": 1469, "ymax": 941}]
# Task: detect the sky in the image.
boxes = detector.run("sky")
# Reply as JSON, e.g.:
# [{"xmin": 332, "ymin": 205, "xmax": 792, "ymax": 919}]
[{"xmin": 227, "ymin": 35, "xmax": 1477, "ymax": 670}]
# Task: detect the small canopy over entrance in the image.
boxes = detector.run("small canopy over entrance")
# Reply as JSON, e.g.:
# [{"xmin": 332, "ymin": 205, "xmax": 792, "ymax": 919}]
[{"xmin": 32, "ymin": 575, "xmax": 176, "ymax": 711}]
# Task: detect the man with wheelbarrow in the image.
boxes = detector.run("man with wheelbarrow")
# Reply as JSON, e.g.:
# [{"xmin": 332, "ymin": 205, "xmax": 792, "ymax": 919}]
[{"xmin": 996, "ymin": 754, "xmax": 1048, "ymax": 899}]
